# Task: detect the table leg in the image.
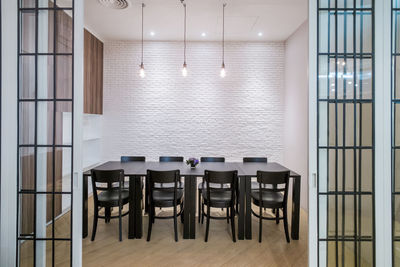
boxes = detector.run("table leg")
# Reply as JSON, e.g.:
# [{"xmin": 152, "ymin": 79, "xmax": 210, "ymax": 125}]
[
  {"xmin": 144, "ymin": 177, "xmax": 149, "ymax": 213},
  {"xmin": 189, "ymin": 176, "xmax": 196, "ymax": 239},
  {"xmin": 183, "ymin": 175, "xmax": 190, "ymax": 238},
  {"xmin": 135, "ymin": 176, "xmax": 143, "ymax": 238},
  {"xmin": 245, "ymin": 176, "xmax": 252, "ymax": 239},
  {"xmin": 183, "ymin": 175, "xmax": 195, "ymax": 239},
  {"xmin": 82, "ymin": 174, "xmax": 88, "ymax": 238},
  {"xmin": 128, "ymin": 176, "xmax": 142, "ymax": 239},
  {"xmin": 291, "ymin": 176, "xmax": 301, "ymax": 240},
  {"xmin": 238, "ymin": 176, "xmax": 245, "ymax": 240}
]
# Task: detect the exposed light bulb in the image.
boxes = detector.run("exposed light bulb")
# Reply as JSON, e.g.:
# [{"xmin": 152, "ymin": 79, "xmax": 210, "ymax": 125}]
[
  {"xmin": 150, "ymin": 31, "xmax": 155, "ymax": 36},
  {"xmin": 201, "ymin": 32, "xmax": 206, "ymax": 37},
  {"xmin": 182, "ymin": 63, "xmax": 188, "ymax": 77},
  {"xmin": 139, "ymin": 63, "xmax": 145, "ymax": 78},
  {"xmin": 258, "ymin": 32, "xmax": 263, "ymax": 37},
  {"xmin": 220, "ymin": 63, "xmax": 226, "ymax": 78}
]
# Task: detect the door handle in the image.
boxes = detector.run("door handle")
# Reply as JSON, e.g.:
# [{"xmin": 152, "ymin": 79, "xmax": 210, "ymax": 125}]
[{"xmin": 312, "ymin": 173, "xmax": 317, "ymax": 188}]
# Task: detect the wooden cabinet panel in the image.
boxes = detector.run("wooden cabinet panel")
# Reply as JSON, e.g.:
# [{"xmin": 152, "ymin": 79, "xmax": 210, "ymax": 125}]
[{"xmin": 84, "ymin": 29, "xmax": 103, "ymax": 114}]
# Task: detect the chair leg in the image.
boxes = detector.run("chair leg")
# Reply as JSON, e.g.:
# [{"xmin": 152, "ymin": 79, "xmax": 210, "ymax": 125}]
[
  {"xmin": 283, "ymin": 207, "xmax": 290, "ymax": 243},
  {"xmin": 226, "ymin": 207, "xmax": 229, "ymax": 224},
  {"xmin": 201, "ymin": 201, "xmax": 205, "ymax": 224},
  {"xmin": 276, "ymin": 208, "xmax": 280, "ymax": 224},
  {"xmin": 119, "ymin": 205, "xmax": 122, "ymax": 242},
  {"xmin": 152, "ymin": 206, "xmax": 155, "ymax": 224},
  {"xmin": 91, "ymin": 206, "xmax": 99, "ymax": 241},
  {"xmin": 198, "ymin": 189, "xmax": 201, "ymax": 223},
  {"xmin": 105, "ymin": 207, "xmax": 111, "ymax": 223},
  {"xmin": 231, "ymin": 206, "xmax": 236, "ymax": 242},
  {"xmin": 147, "ymin": 206, "xmax": 153, "ymax": 242},
  {"xmin": 180, "ymin": 202, "xmax": 184, "ymax": 223},
  {"xmin": 236, "ymin": 186, "xmax": 239, "ymax": 214},
  {"xmin": 205, "ymin": 204, "xmax": 211, "ymax": 242},
  {"xmin": 259, "ymin": 205, "xmax": 262, "ymax": 243},
  {"xmin": 145, "ymin": 179, "xmax": 149, "ymax": 213},
  {"xmin": 174, "ymin": 205, "xmax": 178, "ymax": 242}
]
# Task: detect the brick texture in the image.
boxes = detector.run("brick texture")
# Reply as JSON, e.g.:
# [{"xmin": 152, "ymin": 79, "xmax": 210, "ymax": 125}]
[{"xmin": 102, "ymin": 41, "xmax": 285, "ymax": 162}]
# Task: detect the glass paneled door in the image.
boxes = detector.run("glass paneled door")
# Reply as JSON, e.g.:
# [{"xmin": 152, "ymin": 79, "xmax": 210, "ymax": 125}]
[
  {"xmin": 16, "ymin": 0, "xmax": 75, "ymax": 266},
  {"xmin": 317, "ymin": 0, "xmax": 375, "ymax": 266}
]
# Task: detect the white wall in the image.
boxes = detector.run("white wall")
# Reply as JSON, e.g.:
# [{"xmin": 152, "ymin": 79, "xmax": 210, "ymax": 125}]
[
  {"xmin": 283, "ymin": 22, "xmax": 309, "ymax": 210},
  {"xmin": 102, "ymin": 41, "xmax": 286, "ymax": 162}
]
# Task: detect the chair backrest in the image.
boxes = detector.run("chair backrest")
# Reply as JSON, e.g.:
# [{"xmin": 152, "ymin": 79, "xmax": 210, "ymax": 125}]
[
  {"xmin": 204, "ymin": 170, "xmax": 237, "ymax": 203},
  {"xmin": 201, "ymin": 157, "xmax": 225, "ymax": 162},
  {"xmin": 147, "ymin": 169, "xmax": 180, "ymax": 184},
  {"xmin": 159, "ymin": 156, "xmax": 184, "ymax": 162},
  {"xmin": 91, "ymin": 169, "xmax": 124, "ymax": 203},
  {"xmin": 147, "ymin": 170, "xmax": 181, "ymax": 204},
  {"xmin": 121, "ymin": 156, "xmax": 146, "ymax": 162},
  {"xmin": 256, "ymin": 171, "xmax": 289, "ymax": 202},
  {"xmin": 243, "ymin": 157, "xmax": 268, "ymax": 163}
]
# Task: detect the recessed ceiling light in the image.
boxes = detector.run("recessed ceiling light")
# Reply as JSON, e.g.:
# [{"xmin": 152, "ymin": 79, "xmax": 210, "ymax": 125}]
[
  {"xmin": 201, "ymin": 32, "xmax": 206, "ymax": 37},
  {"xmin": 150, "ymin": 31, "xmax": 155, "ymax": 36},
  {"xmin": 258, "ymin": 32, "xmax": 263, "ymax": 37}
]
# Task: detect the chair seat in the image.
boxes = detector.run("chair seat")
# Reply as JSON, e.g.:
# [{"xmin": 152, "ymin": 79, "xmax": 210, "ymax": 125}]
[
  {"xmin": 251, "ymin": 181, "xmax": 273, "ymax": 190},
  {"xmin": 198, "ymin": 182, "xmax": 230, "ymax": 190},
  {"xmin": 202, "ymin": 190, "xmax": 233, "ymax": 204},
  {"xmin": 251, "ymin": 190, "xmax": 283, "ymax": 208},
  {"xmin": 98, "ymin": 189, "xmax": 130, "ymax": 206},
  {"xmin": 152, "ymin": 189, "xmax": 184, "ymax": 204}
]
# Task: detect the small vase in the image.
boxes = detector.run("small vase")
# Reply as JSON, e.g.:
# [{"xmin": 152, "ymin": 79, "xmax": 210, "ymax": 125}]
[{"xmin": 190, "ymin": 164, "xmax": 196, "ymax": 169}]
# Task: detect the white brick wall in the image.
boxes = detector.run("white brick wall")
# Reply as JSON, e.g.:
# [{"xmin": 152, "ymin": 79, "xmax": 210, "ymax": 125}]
[{"xmin": 102, "ymin": 41, "xmax": 285, "ymax": 162}]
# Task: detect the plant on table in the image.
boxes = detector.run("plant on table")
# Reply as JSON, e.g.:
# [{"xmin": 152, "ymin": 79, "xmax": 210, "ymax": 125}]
[{"xmin": 186, "ymin": 158, "xmax": 199, "ymax": 168}]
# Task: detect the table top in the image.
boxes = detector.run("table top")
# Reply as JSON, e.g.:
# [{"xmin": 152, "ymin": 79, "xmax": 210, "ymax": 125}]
[{"xmin": 84, "ymin": 161, "xmax": 300, "ymax": 178}]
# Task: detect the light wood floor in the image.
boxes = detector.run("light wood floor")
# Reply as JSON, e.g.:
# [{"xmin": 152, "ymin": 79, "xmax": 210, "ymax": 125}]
[
  {"xmin": 82, "ymin": 199, "xmax": 308, "ymax": 267},
  {"xmin": 20, "ymin": 198, "xmax": 308, "ymax": 267}
]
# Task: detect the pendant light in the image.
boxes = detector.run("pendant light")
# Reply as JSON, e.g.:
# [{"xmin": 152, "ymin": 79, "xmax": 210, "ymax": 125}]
[
  {"xmin": 139, "ymin": 3, "xmax": 146, "ymax": 78},
  {"xmin": 220, "ymin": 3, "xmax": 227, "ymax": 78},
  {"xmin": 181, "ymin": 0, "xmax": 188, "ymax": 77}
]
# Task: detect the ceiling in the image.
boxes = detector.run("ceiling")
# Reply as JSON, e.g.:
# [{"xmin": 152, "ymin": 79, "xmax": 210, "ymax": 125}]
[{"xmin": 84, "ymin": 0, "xmax": 308, "ymax": 42}]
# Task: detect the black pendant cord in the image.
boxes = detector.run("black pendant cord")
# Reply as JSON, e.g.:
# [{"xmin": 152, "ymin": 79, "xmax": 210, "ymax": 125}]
[
  {"xmin": 222, "ymin": 3, "xmax": 226, "ymax": 66},
  {"xmin": 141, "ymin": 3, "xmax": 145, "ymax": 66},
  {"xmin": 183, "ymin": 2, "xmax": 187, "ymax": 65}
]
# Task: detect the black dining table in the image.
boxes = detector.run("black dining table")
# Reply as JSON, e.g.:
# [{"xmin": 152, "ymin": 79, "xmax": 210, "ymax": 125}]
[{"xmin": 82, "ymin": 161, "xmax": 301, "ymax": 241}]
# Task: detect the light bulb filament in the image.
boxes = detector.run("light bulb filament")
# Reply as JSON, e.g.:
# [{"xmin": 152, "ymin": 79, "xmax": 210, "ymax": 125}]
[
  {"xmin": 139, "ymin": 63, "xmax": 145, "ymax": 78},
  {"xmin": 182, "ymin": 63, "xmax": 188, "ymax": 77},
  {"xmin": 220, "ymin": 63, "xmax": 226, "ymax": 78}
]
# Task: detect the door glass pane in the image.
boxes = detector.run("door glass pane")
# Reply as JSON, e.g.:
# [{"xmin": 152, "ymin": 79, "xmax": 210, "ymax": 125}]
[
  {"xmin": 17, "ymin": 1, "xmax": 74, "ymax": 265},
  {"xmin": 318, "ymin": 0, "xmax": 374, "ymax": 265}
]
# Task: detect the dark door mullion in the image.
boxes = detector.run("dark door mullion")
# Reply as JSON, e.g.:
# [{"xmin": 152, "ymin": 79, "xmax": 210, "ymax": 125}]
[{"xmin": 16, "ymin": 0, "xmax": 74, "ymax": 266}]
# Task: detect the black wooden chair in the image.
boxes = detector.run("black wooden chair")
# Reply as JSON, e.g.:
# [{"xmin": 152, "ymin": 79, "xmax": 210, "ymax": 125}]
[
  {"xmin": 146, "ymin": 169, "xmax": 184, "ymax": 242},
  {"xmin": 121, "ymin": 156, "xmax": 146, "ymax": 162},
  {"xmin": 243, "ymin": 157, "xmax": 271, "ymax": 213},
  {"xmin": 158, "ymin": 156, "xmax": 184, "ymax": 189},
  {"xmin": 198, "ymin": 157, "xmax": 226, "ymax": 223},
  {"xmin": 242, "ymin": 157, "xmax": 269, "ymax": 190},
  {"xmin": 251, "ymin": 170, "xmax": 290, "ymax": 243},
  {"xmin": 120, "ymin": 156, "xmax": 146, "ymax": 211},
  {"xmin": 120, "ymin": 156, "xmax": 146, "ymax": 188},
  {"xmin": 203, "ymin": 170, "xmax": 237, "ymax": 242},
  {"xmin": 90, "ymin": 169, "xmax": 129, "ymax": 242},
  {"xmin": 159, "ymin": 156, "xmax": 184, "ymax": 162}
]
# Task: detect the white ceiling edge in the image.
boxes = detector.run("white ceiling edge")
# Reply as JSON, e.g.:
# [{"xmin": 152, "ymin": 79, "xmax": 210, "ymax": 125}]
[
  {"xmin": 84, "ymin": 0, "xmax": 308, "ymax": 43},
  {"xmin": 84, "ymin": 17, "xmax": 308, "ymax": 44}
]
